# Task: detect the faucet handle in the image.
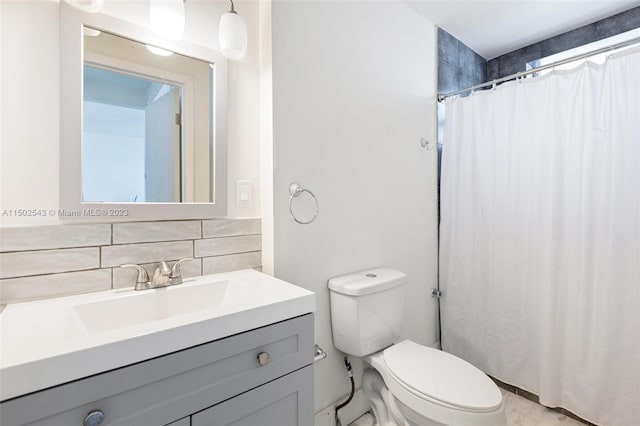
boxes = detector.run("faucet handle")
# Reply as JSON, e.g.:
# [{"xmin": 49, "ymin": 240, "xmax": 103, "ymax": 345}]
[
  {"xmin": 120, "ymin": 264, "xmax": 150, "ymax": 291},
  {"xmin": 169, "ymin": 258, "xmax": 194, "ymax": 284}
]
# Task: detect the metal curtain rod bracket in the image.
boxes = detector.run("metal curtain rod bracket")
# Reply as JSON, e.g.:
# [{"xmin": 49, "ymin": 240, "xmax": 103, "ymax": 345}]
[{"xmin": 437, "ymin": 34, "xmax": 640, "ymax": 102}]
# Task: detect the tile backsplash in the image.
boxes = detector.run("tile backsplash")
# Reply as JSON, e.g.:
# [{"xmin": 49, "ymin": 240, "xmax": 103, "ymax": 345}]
[{"xmin": 0, "ymin": 219, "xmax": 262, "ymax": 305}]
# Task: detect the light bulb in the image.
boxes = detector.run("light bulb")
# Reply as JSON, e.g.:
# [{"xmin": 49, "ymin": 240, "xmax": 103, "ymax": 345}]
[
  {"xmin": 146, "ymin": 45, "xmax": 174, "ymax": 56},
  {"xmin": 66, "ymin": 0, "xmax": 104, "ymax": 13},
  {"xmin": 219, "ymin": 11, "xmax": 247, "ymax": 60},
  {"xmin": 83, "ymin": 27, "xmax": 101, "ymax": 37},
  {"xmin": 149, "ymin": 0, "xmax": 185, "ymax": 41}
]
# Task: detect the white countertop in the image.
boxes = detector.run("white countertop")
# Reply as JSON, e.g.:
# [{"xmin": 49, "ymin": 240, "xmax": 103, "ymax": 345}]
[{"xmin": 0, "ymin": 269, "xmax": 315, "ymax": 401}]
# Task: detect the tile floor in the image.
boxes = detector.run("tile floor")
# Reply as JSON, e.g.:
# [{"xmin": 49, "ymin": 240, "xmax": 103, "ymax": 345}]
[
  {"xmin": 500, "ymin": 388, "xmax": 587, "ymax": 426},
  {"xmin": 348, "ymin": 388, "xmax": 587, "ymax": 426}
]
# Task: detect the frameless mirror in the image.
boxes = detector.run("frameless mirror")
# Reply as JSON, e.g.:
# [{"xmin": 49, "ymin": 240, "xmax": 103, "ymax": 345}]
[
  {"xmin": 60, "ymin": 4, "xmax": 228, "ymax": 219},
  {"xmin": 83, "ymin": 29, "xmax": 213, "ymax": 203}
]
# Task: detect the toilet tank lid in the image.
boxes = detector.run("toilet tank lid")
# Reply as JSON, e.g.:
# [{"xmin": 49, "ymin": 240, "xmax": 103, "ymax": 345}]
[{"xmin": 328, "ymin": 268, "xmax": 407, "ymax": 296}]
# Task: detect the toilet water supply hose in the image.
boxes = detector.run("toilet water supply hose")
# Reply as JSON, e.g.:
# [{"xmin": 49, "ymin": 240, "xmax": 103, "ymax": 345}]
[{"xmin": 335, "ymin": 357, "xmax": 355, "ymax": 426}]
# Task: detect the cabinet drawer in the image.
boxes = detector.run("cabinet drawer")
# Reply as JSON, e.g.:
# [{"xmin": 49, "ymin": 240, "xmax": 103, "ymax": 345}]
[
  {"xmin": 166, "ymin": 418, "xmax": 190, "ymax": 426},
  {"xmin": 192, "ymin": 365, "xmax": 313, "ymax": 426},
  {"xmin": 0, "ymin": 314, "xmax": 313, "ymax": 426}
]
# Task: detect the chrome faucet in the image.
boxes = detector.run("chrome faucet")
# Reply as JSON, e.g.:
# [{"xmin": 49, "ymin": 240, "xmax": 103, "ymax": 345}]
[
  {"xmin": 151, "ymin": 261, "xmax": 172, "ymax": 287},
  {"xmin": 120, "ymin": 258, "xmax": 193, "ymax": 290}
]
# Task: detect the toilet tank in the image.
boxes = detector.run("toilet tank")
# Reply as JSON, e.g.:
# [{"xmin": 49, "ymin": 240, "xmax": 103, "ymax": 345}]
[{"xmin": 328, "ymin": 268, "xmax": 406, "ymax": 357}]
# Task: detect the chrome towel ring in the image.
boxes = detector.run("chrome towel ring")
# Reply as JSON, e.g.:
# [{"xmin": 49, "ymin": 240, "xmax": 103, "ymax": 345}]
[{"xmin": 289, "ymin": 182, "xmax": 319, "ymax": 225}]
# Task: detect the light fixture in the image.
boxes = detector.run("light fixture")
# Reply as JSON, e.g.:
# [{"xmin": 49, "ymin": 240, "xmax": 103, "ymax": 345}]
[
  {"xmin": 66, "ymin": 0, "xmax": 104, "ymax": 13},
  {"xmin": 83, "ymin": 27, "xmax": 102, "ymax": 37},
  {"xmin": 149, "ymin": 0, "xmax": 185, "ymax": 41},
  {"xmin": 146, "ymin": 45, "xmax": 174, "ymax": 56},
  {"xmin": 219, "ymin": 0, "xmax": 247, "ymax": 60}
]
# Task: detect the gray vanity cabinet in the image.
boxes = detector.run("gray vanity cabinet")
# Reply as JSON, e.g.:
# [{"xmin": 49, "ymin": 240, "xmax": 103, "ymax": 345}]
[
  {"xmin": 0, "ymin": 314, "xmax": 314, "ymax": 426},
  {"xmin": 166, "ymin": 418, "xmax": 190, "ymax": 426},
  {"xmin": 192, "ymin": 366, "xmax": 313, "ymax": 426}
]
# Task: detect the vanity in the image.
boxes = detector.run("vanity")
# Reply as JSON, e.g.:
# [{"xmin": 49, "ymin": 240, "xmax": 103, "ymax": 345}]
[{"xmin": 0, "ymin": 270, "xmax": 315, "ymax": 425}]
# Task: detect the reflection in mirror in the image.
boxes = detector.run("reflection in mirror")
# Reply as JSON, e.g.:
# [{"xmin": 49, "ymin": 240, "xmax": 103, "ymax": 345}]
[
  {"xmin": 83, "ymin": 66, "xmax": 182, "ymax": 202},
  {"xmin": 82, "ymin": 28, "xmax": 214, "ymax": 203}
]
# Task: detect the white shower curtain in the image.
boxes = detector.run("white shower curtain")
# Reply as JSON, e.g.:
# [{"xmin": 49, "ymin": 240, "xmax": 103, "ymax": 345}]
[{"xmin": 440, "ymin": 47, "xmax": 640, "ymax": 426}]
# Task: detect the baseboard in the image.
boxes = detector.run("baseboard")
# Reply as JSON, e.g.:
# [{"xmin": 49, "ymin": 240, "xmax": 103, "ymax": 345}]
[{"xmin": 315, "ymin": 388, "xmax": 371, "ymax": 426}]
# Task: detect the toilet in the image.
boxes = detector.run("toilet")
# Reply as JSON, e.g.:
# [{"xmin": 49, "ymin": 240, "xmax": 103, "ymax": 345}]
[{"xmin": 328, "ymin": 268, "xmax": 506, "ymax": 426}]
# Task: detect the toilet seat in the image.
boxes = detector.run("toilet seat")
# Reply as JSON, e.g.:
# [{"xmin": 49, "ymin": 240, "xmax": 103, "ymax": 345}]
[{"xmin": 379, "ymin": 340, "xmax": 502, "ymax": 413}]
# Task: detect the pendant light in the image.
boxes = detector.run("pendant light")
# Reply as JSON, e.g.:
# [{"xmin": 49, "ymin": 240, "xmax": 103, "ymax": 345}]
[
  {"xmin": 83, "ymin": 27, "xmax": 102, "ymax": 37},
  {"xmin": 66, "ymin": 0, "xmax": 104, "ymax": 13},
  {"xmin": 146, "ymin": 45, "xmax": 174, "ymax": 56},
  {"xmin": 218, "ymin": 0, "xmax": 247, "ymax": 60},
  {"xmin": 149, "ymin": 0, "xmax": 185, "ymax": 41}
]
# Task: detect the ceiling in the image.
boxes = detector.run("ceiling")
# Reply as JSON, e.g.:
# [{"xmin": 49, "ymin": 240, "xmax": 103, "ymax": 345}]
[{"xmin": 408, "ymin": 1, "xmax": 640, "ymax": 59}]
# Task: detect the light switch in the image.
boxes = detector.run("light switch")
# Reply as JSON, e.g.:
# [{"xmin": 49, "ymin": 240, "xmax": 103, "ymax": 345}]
[{"xmin": 236, "ymin": 180, "xmax": 252, "ymax": 207}]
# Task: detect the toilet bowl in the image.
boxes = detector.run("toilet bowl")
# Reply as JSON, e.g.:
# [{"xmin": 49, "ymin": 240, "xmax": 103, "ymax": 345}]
[
  {"xmin": 328, "ymin": 268, "xmax": 506, "ymax": 426},
  {"xmin": 364, "ymin": 340, "xmax": 505, "ymax": 426}
]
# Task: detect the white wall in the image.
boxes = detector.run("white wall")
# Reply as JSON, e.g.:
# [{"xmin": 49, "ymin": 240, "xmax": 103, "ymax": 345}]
[
  {"xmin": 0, "ymin": 0, "xmax": 60, "ymax": 223},
  {"xmin": 271, "ymin": 0, "xmax": 439, "ymax": 415},
  {"xmin": 258, "ymin": 0, "xmax": 274, "ymax": 274},
  {"xmin": 0, "ymin": 0, "xmax": 262, "ymax": 225}
]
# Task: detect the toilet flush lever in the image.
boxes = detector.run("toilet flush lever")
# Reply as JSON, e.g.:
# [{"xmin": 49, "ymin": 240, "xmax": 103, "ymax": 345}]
[{"xmin": 431, "ymin": 288, "xmax": 442, "ymax": 299}]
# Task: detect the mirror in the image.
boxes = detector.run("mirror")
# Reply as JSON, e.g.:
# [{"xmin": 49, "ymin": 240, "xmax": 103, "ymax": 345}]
[
  {"xmin": 60, "ymin": 4, "xmax": 228, "ymax": 219},
  {"xmin": 83, "ymin": 29, "xmax": 214, "ymax": 203}
]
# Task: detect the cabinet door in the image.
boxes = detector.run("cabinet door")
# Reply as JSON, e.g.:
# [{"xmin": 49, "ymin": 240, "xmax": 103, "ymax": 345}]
[{"xmin": 192, "ymin": 366, "xmax": 313, "ymax": 426}]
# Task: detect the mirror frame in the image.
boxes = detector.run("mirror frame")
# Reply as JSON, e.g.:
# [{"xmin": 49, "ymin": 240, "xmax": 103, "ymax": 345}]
[{"xmin": 60, "ymin": 3, "xmax": 228, "ymax": 220}]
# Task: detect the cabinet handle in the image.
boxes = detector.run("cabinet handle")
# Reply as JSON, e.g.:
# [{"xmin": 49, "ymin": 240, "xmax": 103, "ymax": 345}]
[
  {"xmin": 257, "ymin": 351, "xmax": 270, "ymax": 366},
  {"xmin": 84, "ymin": 410, "xmax": 105, "ymax": 426}
]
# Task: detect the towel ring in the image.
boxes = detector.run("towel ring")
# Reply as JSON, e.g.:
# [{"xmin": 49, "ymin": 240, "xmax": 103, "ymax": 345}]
[{"xmin": 289, "ymin": 182, "xmax": 319, "ymax": 225}]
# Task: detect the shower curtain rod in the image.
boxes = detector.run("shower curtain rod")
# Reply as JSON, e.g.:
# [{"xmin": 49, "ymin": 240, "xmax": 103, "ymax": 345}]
[{"xmin": 437, "ymin": 35, "xmax": 640, "ymax": 102}]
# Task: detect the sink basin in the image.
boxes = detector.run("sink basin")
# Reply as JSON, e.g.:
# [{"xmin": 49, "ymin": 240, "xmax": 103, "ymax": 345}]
[
  {"xmin": 0, "ymin": 269, "xmax": 315, "ymax": 402},
  {"xmin": 74, "ymin": 279, "xmax": 258, "ymax": 333}
]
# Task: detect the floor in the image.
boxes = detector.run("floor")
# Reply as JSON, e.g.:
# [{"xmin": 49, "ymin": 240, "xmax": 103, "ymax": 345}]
[
  {"xmin": 348, "ymin": 388, "xmax": 587, "ymax": 426},
  {"xmin": 499, "ymin": 388, "xmax": 587, "ymax": 426}
]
